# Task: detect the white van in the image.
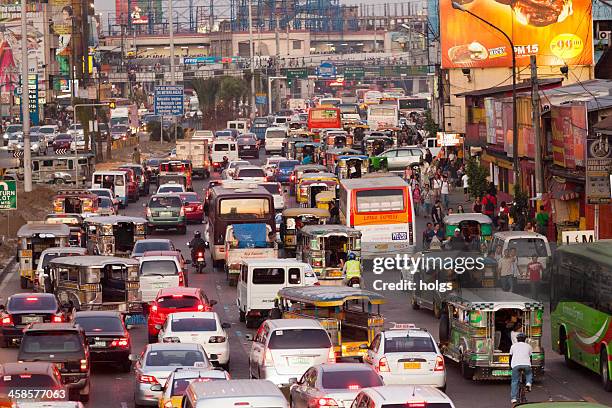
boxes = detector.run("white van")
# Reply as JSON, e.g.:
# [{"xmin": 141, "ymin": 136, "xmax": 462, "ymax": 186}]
[
  {"xmin": 182, "ymin": 379, "xmax": 288, "ymax": 408},
  {"xmin": 92, "ymin": 171, "xmax": 128, "ymax": 207},
  {"xmin": 210, "ymin": 140, "xmax": 239, "ymax": 170},
  {"xmin": 227, "ymin": 120, "xmax": 249, "ymax": 135},
  {"xmin": 264, "ymin": 127, "xmax": 287, "ymax": 154},
  {"xmin": 237, "ymin": 259, "xmax": 316, "ymax": 328},
  {"xmin": 138, "ymin": 255, "xmax": 183, "ymax": 303},
  {"xmin": 488, "ymin": 231, "xmax": 551, "ymax": 284}
]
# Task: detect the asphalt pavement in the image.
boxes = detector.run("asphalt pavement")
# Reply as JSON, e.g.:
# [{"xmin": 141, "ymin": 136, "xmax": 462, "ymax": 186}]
[{"xmin": 0, "ymin": 148, "xmax": 610, "ymax": 408}]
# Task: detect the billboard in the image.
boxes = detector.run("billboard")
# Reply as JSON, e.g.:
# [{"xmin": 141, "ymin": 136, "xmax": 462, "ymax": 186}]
[
  {"xmin": 440, "ymin": 0, "xmax": 593, "ymax": 68},
  {"xmin": 50, "ymin": 0, "xmax": 73, "ymax": 77},
  {"xmin": 551, "ymin": 102, "xmax": 587, "ymax": 169}
]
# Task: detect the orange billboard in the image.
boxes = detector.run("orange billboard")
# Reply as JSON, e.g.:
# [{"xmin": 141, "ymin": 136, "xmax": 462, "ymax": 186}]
[{"xmin": 440, "ymin": 0, "xmax": 593, "ymax": 68}]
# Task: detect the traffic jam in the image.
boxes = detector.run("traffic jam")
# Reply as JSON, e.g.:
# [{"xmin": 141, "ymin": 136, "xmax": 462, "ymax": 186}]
[{"xmin": 0, "ymin": 92, "xmax": 610, "ymax": 408}]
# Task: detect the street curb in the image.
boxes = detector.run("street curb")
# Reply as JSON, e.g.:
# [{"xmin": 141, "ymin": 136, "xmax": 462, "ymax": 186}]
[{"xmin": 0, "ymin": 256, "xmax": 16, "ymax": 282}]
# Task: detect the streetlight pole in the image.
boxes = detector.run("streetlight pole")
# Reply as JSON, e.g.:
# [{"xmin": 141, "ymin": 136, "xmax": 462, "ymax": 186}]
[
  {"xmin": 248, "ymin": 0, "xmax": 256, "ymax": 116},
  {"xmin": 452, "ymin": 2, "xmax": 518, "ymax": 185},
  {"xmin": 21, "ymin": 0, "xmax": 32, "ymax": 192}
]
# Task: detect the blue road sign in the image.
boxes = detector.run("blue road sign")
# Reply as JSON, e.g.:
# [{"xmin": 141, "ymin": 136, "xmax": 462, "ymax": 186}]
[
  {"xmin": 316, "ymin": 62, "xmax": 336, "ymax": 79},
  {"xmin": 154, "ymin": 85, "xmax": 185, "ymax": 116},
  {"xmin": 255, "ymin": 94, "xmax": 267, "ymax": 105}
]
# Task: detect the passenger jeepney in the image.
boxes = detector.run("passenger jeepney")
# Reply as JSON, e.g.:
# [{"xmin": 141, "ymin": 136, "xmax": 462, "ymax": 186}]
[
  {"xmin": 52, "ymin": 189, "xmax": 99, "ymax": 218},
  {"xmin": 296, "ymin": 172, "xmax": 339, "ymax": 207},
  {"xmin": 443, "ymin": 213, "xmax": 494, "ymax": 251},
  {"xmin": 322, "ymin": 130, "xmax": 352, "ymax": 151},
  {"xmin": 44, "ymin": 213, "xmax": 85, "ymax": 247},
  {"xmin": 17, "ymin": 223, "xmax": 71, "ymax": 289},
  {"xmin": 295, "ymin": 142, "xmax": 322, "ymax": 163},
  {"xmin": 283, "ymin": 137, "xmax": 310, "ymax": 159},
  {"xmin": 335, "ymin": 155, "xmax": 370, "ymax": 179},
  {"xmin": 290, "ymin": 164, "xmax": 327, "ymax": 196},
  {"xmin": 280, "ymin": 208, "xmax": 330, "ymax": 254},
  {"xmin": 296, "ymin": 224, "xmax": 361, "ymax": 283},
  {"xmin": 345, "ymin": 124, "xmax": 368, "ymax": 150},
  {"xmin": 440, "ymin": 289, "xmax": 544, "ymax": 381},
  {"xmin": 45, "ymin": 255, "xmax": 142, "ymax": 314},
  {"xmin": 315, "ymin": 191, "xmax": 336, "ymax": 211},
  {"xmin": 275, "ymin": 286, "xmax": 385, "ymax": 358},
  {"xmin": 84, "ymin": 215, "xmax": 147, "ymax": 256},
  {"xmin": 224, "ymin": 223, "xmax": 278, "ymax": 286},
  {"xmin": 31, "ymin": 154, "xmax": 95, "ymax": 186},
  {"xmin": 323, "ymin": 148, "xmax": 361, "ymax": 172},
  {"xmin": 362, "ymin": 135, "xmax": 394, "ymax": 156},
  {"xmin": 159, "ymin": 160, "xmax": 193, "ymax": 191}
]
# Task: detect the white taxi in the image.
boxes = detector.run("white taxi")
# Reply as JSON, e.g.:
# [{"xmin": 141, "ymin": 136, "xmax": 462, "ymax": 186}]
[
  {"xmin": 363, "ymin": 324, "xmax": 446, "ymax": 390},
  {"xmin": 157, "ymin": 311, "xmax": 231, "ymax": 370},
  {"xmin": 350, "ymin": 385, "xmax": 455, "ymax": 408}
]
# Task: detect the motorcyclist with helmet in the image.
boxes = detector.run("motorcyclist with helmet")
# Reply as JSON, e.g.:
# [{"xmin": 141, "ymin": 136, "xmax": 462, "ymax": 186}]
[
  {"xmin": 188, "ymin": 231, "xmax": 207, "ymax": 267},
  {"xmin": 342, "ymin": 252, "xmax": 362, "ymax": 287}
]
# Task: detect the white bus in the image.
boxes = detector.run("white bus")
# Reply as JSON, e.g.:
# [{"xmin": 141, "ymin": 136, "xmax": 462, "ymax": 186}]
[
  {"xmin": 339, "ymin": 174, "xmax": 416, "ymax": 256},
  {"xmin": 367, "ymin": 104, "xmax": 399, "ymax": 130}
]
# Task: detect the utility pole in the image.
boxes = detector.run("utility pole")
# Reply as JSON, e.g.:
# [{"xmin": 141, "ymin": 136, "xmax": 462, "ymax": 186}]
[
  {"xmin": 21, "ymin": 0, "xmax": 31, "ymax": 192},
  {"xmin": 168, "ymin": 0, "xmax": 176, "ymax": 85},
  {"xmin": 530, "ymin": 55, "xmax": 544, "ymax": 197},
  {"xmin": 248, "ymin": 0, "xmax": 256, "ymax": 116}
]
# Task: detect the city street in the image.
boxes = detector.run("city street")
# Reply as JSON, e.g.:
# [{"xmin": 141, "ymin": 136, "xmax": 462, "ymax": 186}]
[{"xmin": 0, "ymin": 149, "xmax": 610, "ymax": 408}]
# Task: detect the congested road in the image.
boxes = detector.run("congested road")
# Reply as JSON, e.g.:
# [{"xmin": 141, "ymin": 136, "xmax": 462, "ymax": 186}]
[{"xmin": 0, "ymin": 148, "xmax": 611, "ymax": 408}]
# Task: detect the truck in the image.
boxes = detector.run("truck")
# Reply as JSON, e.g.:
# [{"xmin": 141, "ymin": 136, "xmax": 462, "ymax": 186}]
[
  {"xmin": 175, "ymin": 138, "xmax": 210, "ymax": 179},
  {"xmin": 224, "ymin": 223, "xmax": 278, "ymax": 286},
  {"xmin": 109, "ymin": 102, "xmax": 139, "ymax": 135}
]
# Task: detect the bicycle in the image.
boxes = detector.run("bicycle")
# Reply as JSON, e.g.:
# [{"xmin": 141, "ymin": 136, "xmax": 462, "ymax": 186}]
[{"xmin": 514, "ymin": 368, "xmax": 529, "ymax": 406}]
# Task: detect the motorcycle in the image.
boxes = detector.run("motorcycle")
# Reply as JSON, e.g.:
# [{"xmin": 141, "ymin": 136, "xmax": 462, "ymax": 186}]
[
  {"xmin": 346, "ymin": 276, "xmax": 362, "ymax": 288},
  {"xmin": 188, "ymin": 241, "xmax": 209, "ymax": 273}
]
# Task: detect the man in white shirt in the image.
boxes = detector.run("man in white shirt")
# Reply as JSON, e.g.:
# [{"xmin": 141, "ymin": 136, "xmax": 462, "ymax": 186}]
[
  {"xmin": 440, "ymin": 176, "xmax": 450, "ymax": 209},
  {"xmin": 510, "ymin": 332, "xmax": 533, "ymax": 403},
  {"xmin": 462, "ymin": 173, "xmax": 469, "ymax": 202}
]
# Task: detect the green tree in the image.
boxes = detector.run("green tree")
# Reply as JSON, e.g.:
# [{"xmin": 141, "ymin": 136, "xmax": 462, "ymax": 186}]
[
  {"xmin": 189, "ymin": 77, "xmax": 221, "ymax": 127},
  {"xmin": 465, "ymin": 156, "xmax": 489, "ymax": 200},
  {"xmin": 219, "ymin": 76, "xmax": 246, "ymax": 110},
  {"xmin": 424, "ymin": 109, "xmax": 439, "ymax": 139}
]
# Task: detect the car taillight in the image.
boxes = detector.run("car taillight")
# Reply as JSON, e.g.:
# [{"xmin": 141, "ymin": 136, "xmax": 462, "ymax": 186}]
[
  {"xmin": 197, "ymin": 304, "xmax": 204, "ymax": 311},
  {"xmin": 111, "ymin": 338, "xmax": 129, "ymax": 348},
  {"xmin": 434, "ymin": 355, "xmax": 445, "ymax": 371},
  {"xmin": 150, "ymin": 304, "xmax": 158, "ymax": 314},
  {"xmin": 209, "ymin": 336, "xmax": 226, "ymax": 343},
  {"xmin": 80, "ymin": 359, "xmax": 88, "ymax": 372},
  {"xmin": 52, "ymin": 315, "xmax": 63, "ymax": 323},
  {"xmin": 263, "ymin": 348, "xmax": 274, "ymax": 366},
  {"xmin": 378, "ymin": 356, "xmax": 390, "ymax": 372},
  {"xmin": 197, "ymin": 204, "xmax": 203, "ymax": 211},
  {"xmin": 1, "ymin": 315, "xmax": 13, "ymax": 326},
  {"xmin": 290, "ymin": 174, "xmax": 296, "ymax": 181},
  {"xmin": 180, "ymin": 206, "xmax": 185, "ymax": 217},
  {"xmin": 138, "ymin": 374, "xmax": 158, "ymax": 384},
  {"xmin": 313, "ymin": 397, "xmax": 338, "ymax": 407},
  {"xmin": 327, "ymin": 347, "xmax": 335, "ymax": 363},
  {"xmin": 407, "ymin": 402, "xmax": 427, "ymax": 408},
  {"xmin": 178, "ymin": 271, "xmax": 185, "ymax": 286}
]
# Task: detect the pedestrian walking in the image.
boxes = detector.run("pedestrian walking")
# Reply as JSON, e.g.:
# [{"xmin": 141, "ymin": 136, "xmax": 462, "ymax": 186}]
[
  {"xmin": 432, "ymin": 175, "xmax": 442, "ymax": 202},
  {"xmin": 422, "ymin": 185, "xmax": 432, "ymax": 219},
  {"xmin": 432, "ymin": 200, "xmax": 444, "ymax": 225},
  {"xmin": 535, "ymin": 205, "xmax": 549, "ymax": 236},
  {"xmin": 527, "ymin": 256, "xmax": 543, "ymax": 300},
  {"xmin": 461, "ymin": 172, "xmax": 469, "ymax": 201},
  {"xmin": 412, "ymin": 184, "xmax": 421, "ymax": 216},
  {"xmin": 441, "ymin": 176, "xmax": 450, "ymax": 209}
]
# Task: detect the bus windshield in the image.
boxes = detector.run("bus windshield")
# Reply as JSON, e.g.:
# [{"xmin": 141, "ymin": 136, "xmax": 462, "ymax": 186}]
[
  {"xmin": 356, "ymin": 188, "xmax": 404, "ymax": 213},
  {"xmin": 219, "ymin": 198, "xmax": 271, "ymax": 219}
]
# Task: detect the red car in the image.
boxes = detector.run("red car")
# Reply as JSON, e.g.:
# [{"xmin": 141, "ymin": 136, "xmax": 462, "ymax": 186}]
[
  {"xmin": 118, "ymin": 167, "xmax": 139, "ymax": 202},
  {"xmin": 146, "ymin": 287, "xmax": 216, "ymax": 343},
  {"xmin": 179, "ymin": 192, "xmax": 204, "ymax": 223}
]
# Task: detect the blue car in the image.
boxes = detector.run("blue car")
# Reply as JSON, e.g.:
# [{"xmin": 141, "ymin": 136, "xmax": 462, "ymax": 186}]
[{"xmin": 274, "ymin": 160, "xmax": 299, "ymax": 183}]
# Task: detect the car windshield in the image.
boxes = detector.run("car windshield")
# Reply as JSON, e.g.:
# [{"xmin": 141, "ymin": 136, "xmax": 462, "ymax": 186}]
[
  {"xmin": 74, "ymin": 316, "xmax": 124, "ymax": 332},
  {"xmin": 7, "ymin": 296, "xmax": 56, "ymax": 312},
  {"xmin": 171, "ymin": 376, "xmax": 224, "ymax": 396},
  {"xmin": 268, "ymin": 329, "xmax": 331, "ymax": 349},
  {"xmin": 180, "ymin": 194, "xmax": 201, "ymax": 203},
  {"xmin": 507, "ymin": 238, "xmax": 548, "ymax": 258},
  {"xmin": 384, "ymin": 336, "xmax": 436, "ymax": 353},
  {"xmin": 171, "ymin": 318, "xmax": 216, "ymax": 332},
  {"xmin": 145, "ymin": 350, "xmax": 206, "ymax": 366},
  {"xmin": 321, "ymin": 369, "xmax": 383, "ymax": 389},
  {"xmin": 134, "ymin": 241, "xmax": 172, "ymax": 254},
  {"xmin": 238, "ymin": 168, "xmax": 265, "ymax": 177},
  {"xmin": 0, "ymin": 374, "xmax": 57, "ymax": 390},
  {"xmin": 91, "ymin": 190, "xmax": 111, "ymax": 199},
  {"xmin": 279, "ymin": 161, "xmax": 298, "ymax": 169},
  {"xmin": 157, "ymin": 296, "xmax": 199, "ymax": 309},
  {"xmin": 140, "ymin": 260, "xmax": 178, "ymax": 276},
  {"xmin": 149, "ymin": 196, "xmax": 182, "ymax": 208},
  {"xmin": 21, "ymin": 332, "xmax": 82, "ymax": 353}
]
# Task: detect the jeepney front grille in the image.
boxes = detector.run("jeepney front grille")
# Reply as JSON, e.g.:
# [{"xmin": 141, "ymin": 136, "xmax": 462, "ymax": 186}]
[{"xmin": 82, "ymin": 284, "xmax": 99, "ymax": 292}]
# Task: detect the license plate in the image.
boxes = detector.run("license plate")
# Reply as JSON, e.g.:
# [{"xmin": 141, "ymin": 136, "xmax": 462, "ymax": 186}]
[
  {"xmin": 403, "ymin": 362, "xmax": 421, "ymax": 369},
  {"xmin": 160, "ymin": 211, "xmax": 172, "ymax": 217},
  {"xmin": 91, "ymin": 341, "xmax": 106, "ymax": 348},
  {"xmin": 22, "ymin": 316, "xmax": 43, "ymax": 323},
  {"xmin": 289, "ymin": 357, "xmax": 310, "ymax": 365},
  {"xmin": 492, "ymin": 370, "xmax": 512, "ymax": 376},
  {"xmin": 327, "ymin": 270, "xmax": 342, "ymax": 277},
  {"xmin": 497, "ymin": 355, "xmax": 510, "ymax": 364},
  {"xmin": 392, "ymin": 232, "xmax": 408, "ymax": 241},
  {"xmin": 243, "ymin": 146, "xmax": 251, "ymax": 149},
  {"xmin": 185, "ymin": 207, "xmax": 193, "ymax": 212},
  {"xmin": 153, "ymin": 282, "xmax": 167, "ymax": 288},
  {"xmin": 20, "ymin": 250, "xmax": 32, "ymax": 257}
]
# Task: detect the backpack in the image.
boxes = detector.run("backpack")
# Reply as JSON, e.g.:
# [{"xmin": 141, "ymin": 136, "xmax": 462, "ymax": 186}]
[{"xmin": 484, "ymin": 197, "xmax": 495, "ymax": 212}]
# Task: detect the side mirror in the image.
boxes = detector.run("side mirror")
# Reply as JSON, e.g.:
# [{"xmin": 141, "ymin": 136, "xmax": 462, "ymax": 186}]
[
  {"xmin": 209, "ymin": 300, "xmax": 218, "ymax": 306},
  {"xmin": 150, "ymin": 384, "xmax": 162, "ymax": 392},
  {"xmin": 245, "ymin": 334, "xmax": 254, "ymax": 341},
  {"xmin": 221, "ymin": 322, "xmax": 231, "ymax": 329},
  {"xmin": 128, "ymin": 354, "xmax": 139, "ymax": 362},
  {"xmin": 185, "ymin": 260, "xmax": 192, "ymax": 265}
]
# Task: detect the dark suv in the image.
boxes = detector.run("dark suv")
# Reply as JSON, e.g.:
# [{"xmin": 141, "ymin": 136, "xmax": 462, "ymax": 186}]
[{"xmin": 18, "ymin": 323, "xmax": 90, "ymax": 402}]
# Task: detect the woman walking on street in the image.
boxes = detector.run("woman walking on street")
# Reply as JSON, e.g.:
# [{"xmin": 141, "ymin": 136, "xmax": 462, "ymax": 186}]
[
  {"xmin": 412, "ymin": 184, "xmax": 421, "ymax": 216},
  {"xmin": 422, "ymin": 184, "xmax": 432, "ymax": 219}
]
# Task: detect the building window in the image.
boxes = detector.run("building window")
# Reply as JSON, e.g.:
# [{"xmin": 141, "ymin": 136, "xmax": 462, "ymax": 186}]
[{"xmin": 293, "ymin": 40, "xmax": 301, "ymax": 50}]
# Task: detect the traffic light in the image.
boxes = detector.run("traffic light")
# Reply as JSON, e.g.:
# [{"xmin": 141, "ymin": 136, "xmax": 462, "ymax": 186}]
[{"xmin": 108, "ymin": 101, "xmax": 116, "ymax": 109}]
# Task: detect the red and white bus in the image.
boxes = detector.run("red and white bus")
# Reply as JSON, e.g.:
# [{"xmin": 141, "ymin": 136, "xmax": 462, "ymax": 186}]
[
  {"xmin": 307, "ymin": 107, "xmax": 342, "ymax": 140},
  {"xmin": 339, "ymin": 175, "xmax": 416, "ymax": 255}
]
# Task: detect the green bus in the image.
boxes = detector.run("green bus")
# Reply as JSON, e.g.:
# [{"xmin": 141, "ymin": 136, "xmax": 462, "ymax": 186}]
[{"xmin": 550, "ymin": 240, "xmax": 612, "ymax": 392}]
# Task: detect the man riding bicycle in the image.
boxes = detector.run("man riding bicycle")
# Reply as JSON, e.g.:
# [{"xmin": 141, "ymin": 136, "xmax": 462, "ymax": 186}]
[
  {"xmin": 342, "ymin": 252, "xmax": 362, "ymax": 285},
  {"xmin": 510, "ymin": 332, "xmax": 533, "ymax": 404},
  {"xmin": 188, "ymin": 231, "xmax": 207, "ymax": 264}
]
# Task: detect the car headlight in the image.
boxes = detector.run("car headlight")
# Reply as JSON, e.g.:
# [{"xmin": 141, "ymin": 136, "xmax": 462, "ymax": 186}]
[
  {"xmin": 2, "ymin": 134, "xmax": 7, "ymax": 139},
  {"xmin": 32, "ymin": 144, "xmax": 38, "ymax": 149}
]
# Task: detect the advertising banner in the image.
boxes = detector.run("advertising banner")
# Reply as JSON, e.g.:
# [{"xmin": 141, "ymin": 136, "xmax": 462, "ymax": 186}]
[
  {"xmin": 440, "ymin": 0, "xmax": 593, "ymax": 68},
  {"xmin": 0, "ymin": 4, "xmax": 45, "ymax": 92},
  {"xmin": 586, "ymin": 130, "xmax": 612, "ymax": 205},
  {"xmin": 484, "ymin": 97, "xmax": 496, "ymax": 144},
  {"xmin": 50, "ymin": 0, "xmax": 73, "ymax": 77},
  {"xmin": 551, "ymin": 102, "xmax": 587, "ymax": 168}
]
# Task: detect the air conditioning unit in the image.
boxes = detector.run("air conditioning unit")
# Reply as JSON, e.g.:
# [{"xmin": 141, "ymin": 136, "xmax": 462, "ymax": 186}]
[{"xmin": 598, "ymin": 31, "xmax": 611, "ymax": 43}]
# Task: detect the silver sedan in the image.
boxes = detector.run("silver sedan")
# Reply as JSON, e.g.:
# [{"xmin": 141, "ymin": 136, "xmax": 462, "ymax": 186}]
[{"xmin": 132, "ymin": 342, "xmax": 211, "ymax": 407}]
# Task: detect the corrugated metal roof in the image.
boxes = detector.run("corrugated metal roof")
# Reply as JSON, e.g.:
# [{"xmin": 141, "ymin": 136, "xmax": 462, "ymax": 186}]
[
  {"xmin": 539, "ymin": 79, "xmax": 612, "ymax": 112},
  {"xmin": 455, "ymin": 78, "xmax": 563, "ymax": 97}
]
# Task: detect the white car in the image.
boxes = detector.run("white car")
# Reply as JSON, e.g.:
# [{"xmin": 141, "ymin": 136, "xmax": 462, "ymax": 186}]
[
  {"xmin": 157, "ymin": 183, "xmax": 186, "ymax": 194},
  {"xmin": 14, "ymin": 133, "xmax": 48, "ymax": 155},
  {"xmin": 221, "ymin": 160, "xmax": 250, "ymax": 180},
  {"xmin": 258, "ymin": 181, "xmax": 285, "ymax": 211},
  {"xmin": 363, "ymin": 324, "xmax": 446, "ymax": 390},
  {"xmin": 234, "ymin": 165, "xmax": 267, "ymax": 182},
  {"xmin": 247, "ymin": 319, "xmax": 335, "ymax": 386},
  {"xmin": 38, "ymin": 125, "xmax": 59, "ymax": 143},
  {"xmin": 350, "ymin": 385, "xmax": 456, "ymax": 408},
  {"xmin": 70, "ymin": 136, "xmax": 86, "ymax": 151},
  {"xmin": 67, "ymin": 123, "xmax": 84, "ymax": 137},
  {"xmin": 138, "ymin": 255, "xmax": 183, "ymax": 302},
  {"xmin": 157, "ymin": 311, "xmax": 231, "ymax": 369}
]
